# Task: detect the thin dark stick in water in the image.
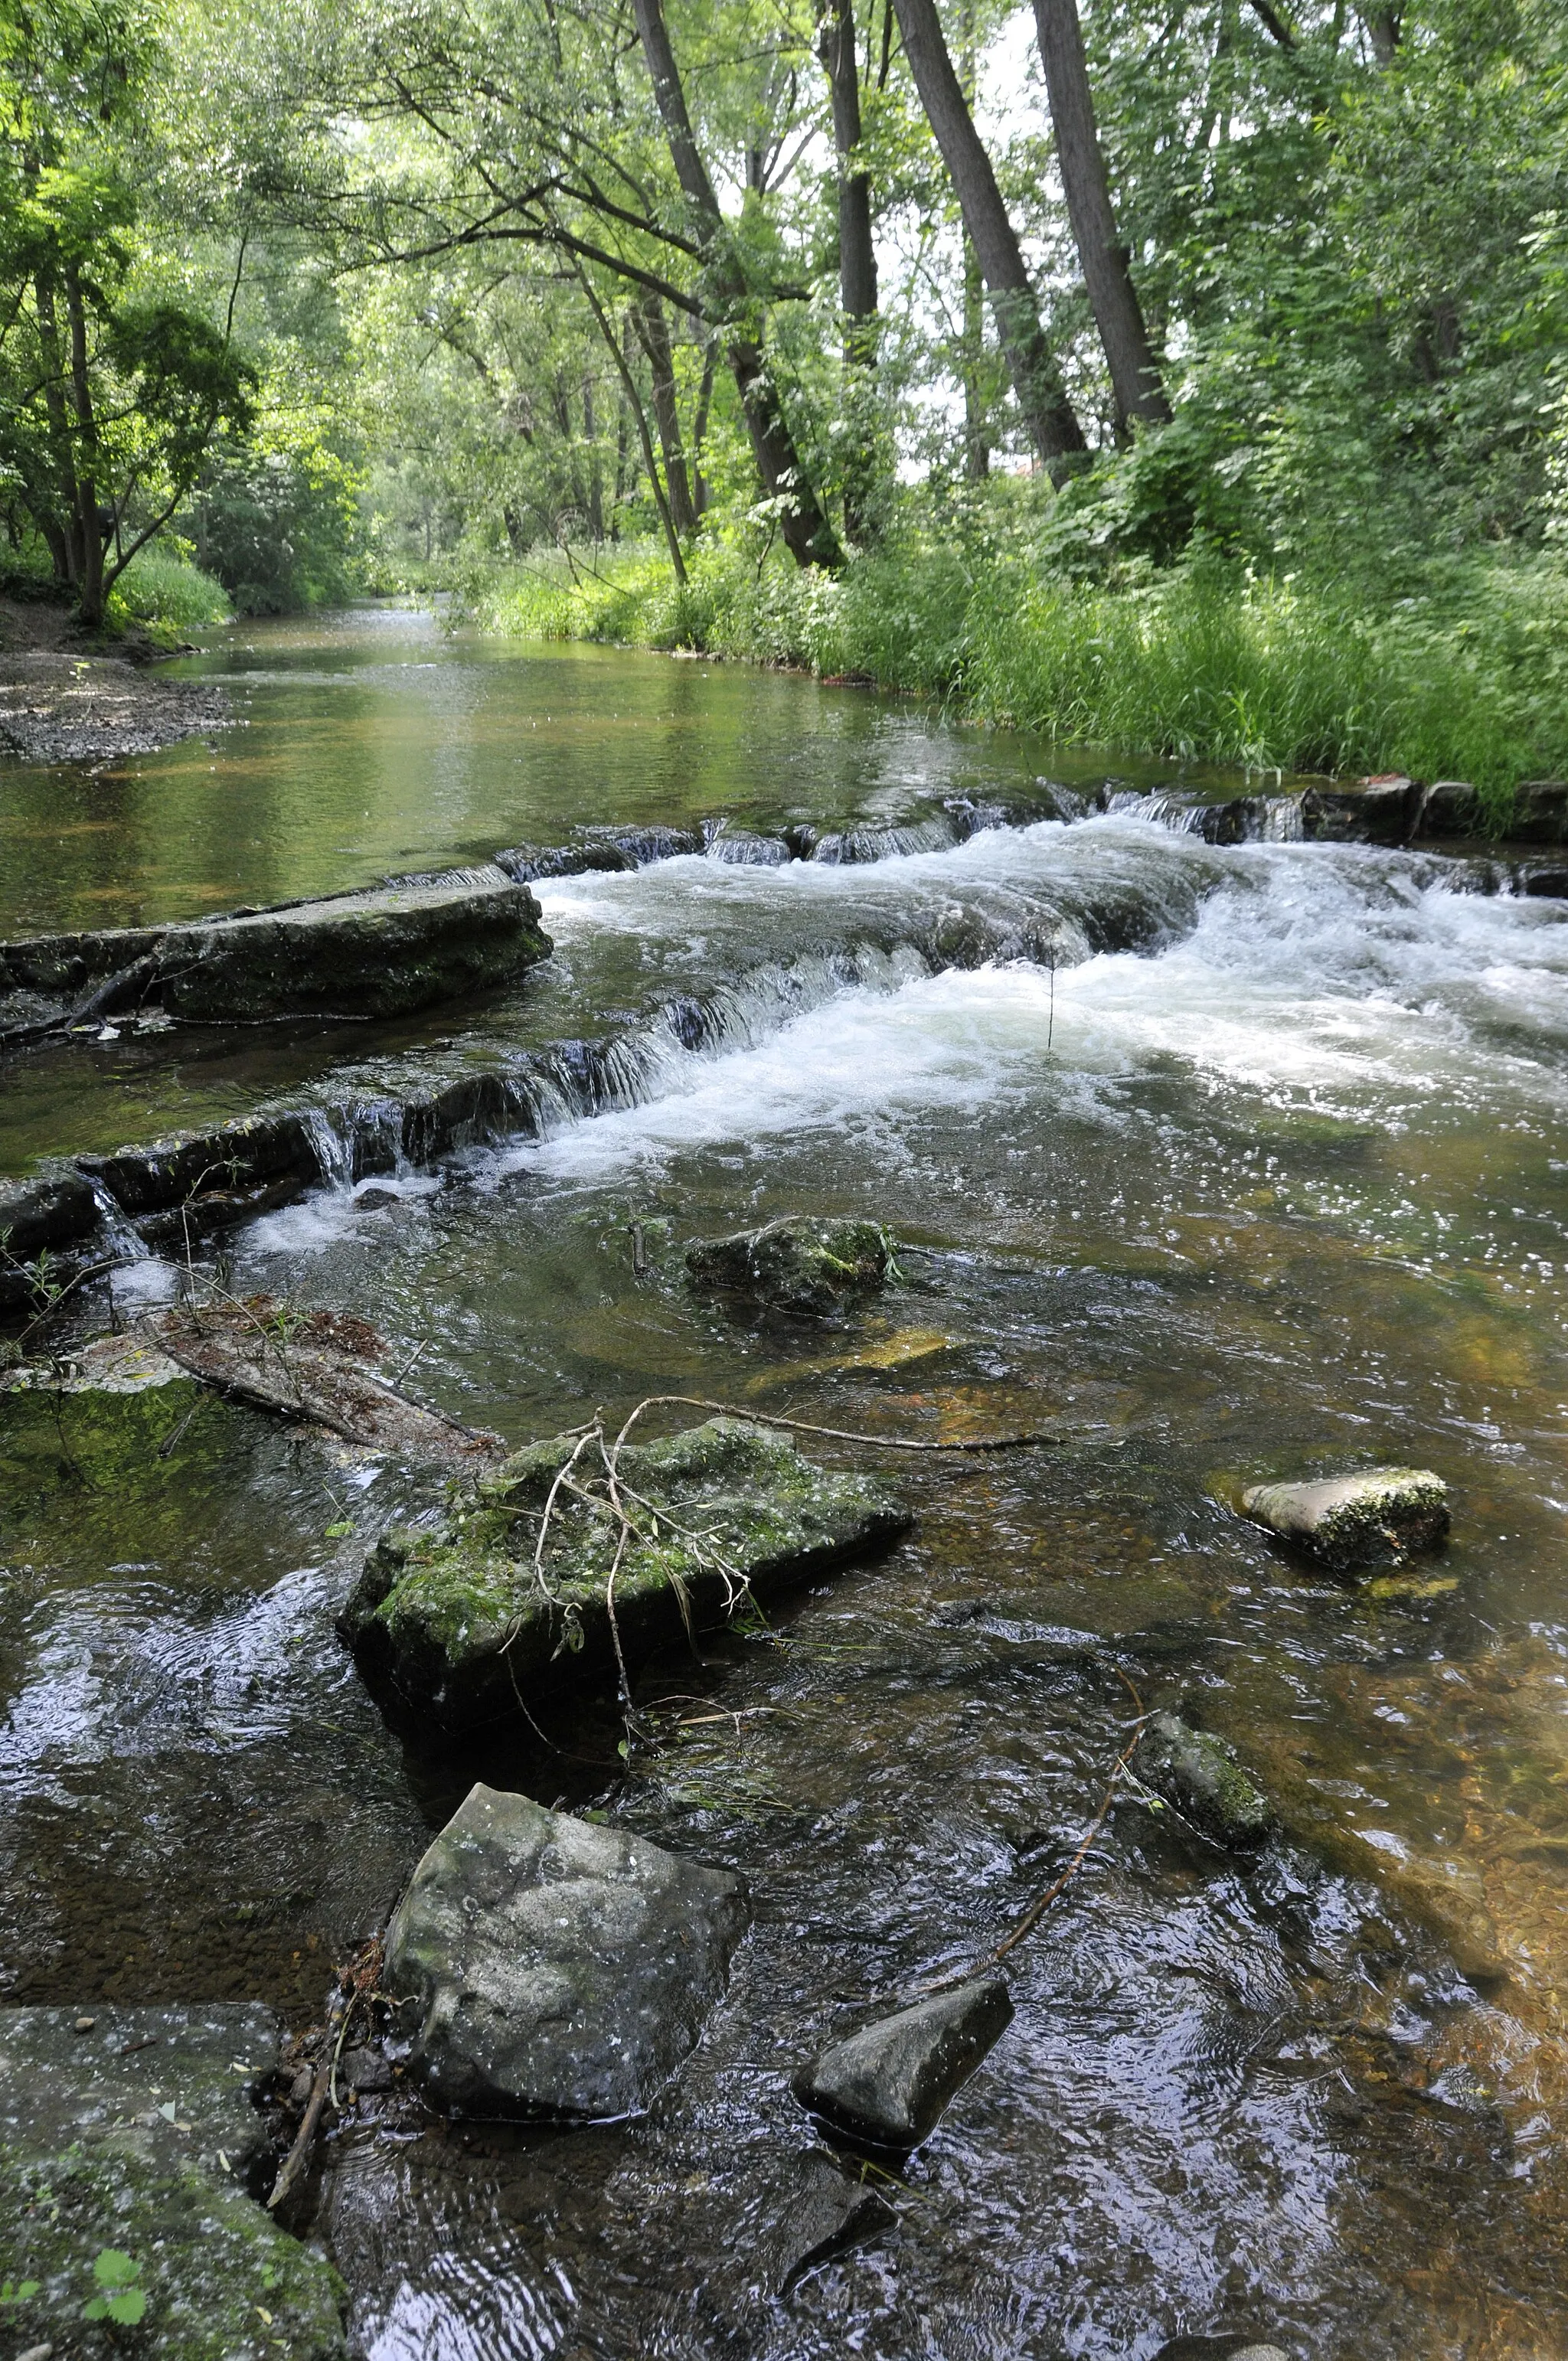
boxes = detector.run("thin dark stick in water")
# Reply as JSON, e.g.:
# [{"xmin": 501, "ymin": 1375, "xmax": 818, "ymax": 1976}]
[
  {"xmin": 609, "ymin": 1393, "xmax": 1061, "ymax": 1455},
  {"xmin": 267, "ymin": 2059, "xmax": 332, "ymax": 2211}
]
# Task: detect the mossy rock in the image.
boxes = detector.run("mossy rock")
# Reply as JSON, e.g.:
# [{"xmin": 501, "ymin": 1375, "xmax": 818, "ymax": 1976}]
[
  {"xmin": 1136, "ymin": 1712, "xmax": 1277, "ymax": 1850},
  {"xmin": 340, "ymin": 1417, "xmax": 911, "ymax": 1732},
  {"xmin": 0, "ymin": 2147, "xmax": 345, "ymax": 2359},
  {"xmin": 1240, "ymin": 1467, "xmax": 1449, "ymax": 1573},
  {"xmin": 684, "ymin": 1217, "xmax": 896, "ymax": 1318},
  {"xmin": 0, "ymin": 2004, "xmax": 345, "ymax": 2359}
]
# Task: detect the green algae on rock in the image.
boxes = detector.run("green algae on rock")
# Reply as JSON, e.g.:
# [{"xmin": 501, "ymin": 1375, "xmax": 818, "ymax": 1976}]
[
  {"xmin": 684, "ymin": 1216, "xmax": 897, "ymax": 1318},
  {"xmin": 1135, "ymin": 1711, "xmax": 1278, "ymax": 1850},
  {"xmin": 340, "ymin": 1417, "xmax": 911, "ymax": 1731},
  {"xmin": 1241, "ymin": 1466, "xmax": 1449, "ymax": 1572},
  {"xmin": 0, "ymin": 2004, "xmax": 346, "ymax": 2360}
]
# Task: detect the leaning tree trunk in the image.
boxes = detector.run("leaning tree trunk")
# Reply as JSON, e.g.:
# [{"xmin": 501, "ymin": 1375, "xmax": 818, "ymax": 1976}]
[
  {"xmin": 1031, "ymin": 0, "xmax": 1169, "ymax": 436},
  {"xmin": 632, "ymin": 0, "xmax": 843, "ymax": 567},
  {"xmin": 818, "ymin": 0, "xmax": 880, "ymax": 542},
  {"xmin": 891, "ymin": 0, "xmax": 1086, "ymax": 479},
  {"xmin": 633, "ymin": 290, "xmax": 697, "ymax": 537}
]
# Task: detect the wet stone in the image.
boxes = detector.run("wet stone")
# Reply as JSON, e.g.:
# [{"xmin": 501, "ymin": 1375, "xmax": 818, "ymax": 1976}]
[
  {"xmin": 1241, "ymin": 1466, "xmax": 1449, "ymax": 1572},
  {"xmin": 0, "ymin": 2003, "xmax": 346, "ymax": 2359},
  {"xmin": 384, "ymin": 1783, "xmax": 750, "ymax": 2120},
  {"xmin": 684, "ymin": 1215, "xmax": 896, "ymax": 1318},
  {"xmin": 756, "ymin": 2148, "xmax": 894, "ymax": 2294},
  {"xmin": 1136, "ymin": 1712, "xmax": 1277, "ymax": 1849},
  {"xmin": 793, "ymin": 1974, "xmax": 1014, "ymax": 2151},
  {"xmin": 340, "ymin": 1416, "xmax": 910, "ymax": 1730}
]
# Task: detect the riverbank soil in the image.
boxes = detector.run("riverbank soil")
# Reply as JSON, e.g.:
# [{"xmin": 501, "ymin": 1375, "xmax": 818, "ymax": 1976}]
[
  {"xmin": 2, "ymin": 613, "xmax": 1567, "ymax": 2360},
  {"xmin": 0, "ymin": 595, "xmax": 227, "ymax": 764}
]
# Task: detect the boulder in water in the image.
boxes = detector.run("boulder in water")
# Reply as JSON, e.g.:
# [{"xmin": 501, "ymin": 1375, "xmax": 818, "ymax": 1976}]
[
  {"xmin": 0, "ymin": 2003, "xmax": 346, "ymax": 2359},
  {"xmin": 1136, "ymin": 1712, "xmax": 1276, "ymax": 1849},
  {"xmin": 792, "ymin": 1974, "xmax": 1013, "ymax": 2150},
  {"xmin": 756, "ymin": 2148, "xmax": 894, "ymax": 2293},
  {"xmin": 1510, "ymin": 780, "xmax": 1568, "ymax": 843},
  {"xmin": 341, "ymin": 1416, "xmax": 910, "ymax": 1731},
  {"xmin": 385, "ymin": 1784, "xmax": 749, "ymax": 2119},
  {"xmin": 1240, "ymin": 1467, "xmax": 1449, "ymax": 1571},
  {"xmin": 684, "ymin": 1216, "xmax": 896, "ymax": 1318}
]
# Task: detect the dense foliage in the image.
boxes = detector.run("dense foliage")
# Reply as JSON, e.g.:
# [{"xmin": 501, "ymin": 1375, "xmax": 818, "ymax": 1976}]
[{"xmin": 0, "ymin": 0, "xmax": 1563, "ymax": 798}]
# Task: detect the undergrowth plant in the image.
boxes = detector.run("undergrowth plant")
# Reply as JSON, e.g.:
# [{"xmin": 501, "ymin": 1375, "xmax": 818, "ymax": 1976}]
[{"xmin": 466, "ymin": 533, "xmax": 1568, "ymax": 829}]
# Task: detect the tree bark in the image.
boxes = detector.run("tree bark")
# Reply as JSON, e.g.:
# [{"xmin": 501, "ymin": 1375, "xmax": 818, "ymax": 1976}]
[
  {"xmin": 892, "ymin": 0, "xmax": 1086, "ymax": 478},
  {"xmin": 64, "ymin": 266, "xmax": 104, "ymax": 625},
  {"xmin": 632, "ymin": 289, "xmax": 697, "ymax": 535},
  {"xmin": 1361, "ymin": 5, "xmax": 1399, "ymax": 64},
  {"xmin": 632, "ymin": 0, "xmax": 842, "ymax": 567},
  {"xmin": 962, "ymin": 232, "xmax": 990, "ymax": 478},
  {"xmin": 1031, "ymin": 0, "xmax": 1169, "ymax": 436},
  {"xmin": 818, "ymin": 0, "xmax": 877, "ymax": 353},
  {"xmin": 818, "ymin": 0, "xmax": 880, "ymax": 541}
]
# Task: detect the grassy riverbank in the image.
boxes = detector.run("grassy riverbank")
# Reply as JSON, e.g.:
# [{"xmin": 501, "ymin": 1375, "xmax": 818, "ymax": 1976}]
[{"xmin": 466, "ymin": 537, "xmax": 1568, "ymax": 831}]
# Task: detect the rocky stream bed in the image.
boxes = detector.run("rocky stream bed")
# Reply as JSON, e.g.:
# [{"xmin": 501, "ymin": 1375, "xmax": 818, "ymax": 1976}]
[{"xmin": 2, "ymin": 614, "xmax": 1567, "ymax": 2360}]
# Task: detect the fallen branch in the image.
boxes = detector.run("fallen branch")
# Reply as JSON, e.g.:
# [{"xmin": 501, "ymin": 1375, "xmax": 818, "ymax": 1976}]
[{"xmin": 609, "ymin": 1392, "xmax": 1063, "ymax": 1455}]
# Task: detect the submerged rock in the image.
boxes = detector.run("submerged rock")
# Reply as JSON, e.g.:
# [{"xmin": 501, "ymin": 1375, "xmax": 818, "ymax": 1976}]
[
  {"xmin": 1136, "ymin": 1712, "xmax": 1277, "ymax": 1849},
  {"xmin": 385, "ymin": 1784, "xmax": 749, "ymax": 2119},
  {"xmin": 685, "ymin": 1216, "xmax": 896, "ymax": 1318},
  {"xmin": 341, "ymin": 1416, "xmax": 910, "ymax": 1729},
  {"xmin": 0, "ymin": 2003, "xmax": 345, "ymax": 2359},
  {"xmin": 1241, "ymin": 1466, "xmax": 1449, "ymax": 1572},
  {"xmin": 792, "ymin": 1974, "xmax": 1013, "ymax": 2150},
  {"xmin": 756, "ymin": 2148, "xmax": 894, "ymax": 2294}
]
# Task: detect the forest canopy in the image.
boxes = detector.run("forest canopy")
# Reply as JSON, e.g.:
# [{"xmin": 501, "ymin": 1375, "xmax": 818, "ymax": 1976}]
[{"xmin": 0, "ymin": 0, "xmax": 1563, "ymax": 794}]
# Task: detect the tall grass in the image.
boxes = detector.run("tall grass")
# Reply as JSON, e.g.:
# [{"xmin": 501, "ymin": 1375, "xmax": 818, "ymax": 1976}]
[
  {"xmin": 470, "ymin": 540, "xmax": 1568, "ymax": 827},
  {"xmin": 109, "ymin": 544, "xmax": 230, "ymax": 634}
]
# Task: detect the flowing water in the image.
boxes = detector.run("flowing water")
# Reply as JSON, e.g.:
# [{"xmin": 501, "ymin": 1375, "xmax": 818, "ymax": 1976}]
[{"xmin": 3, "ymin": 609, "xmax": 1568, "ymax": 2359}]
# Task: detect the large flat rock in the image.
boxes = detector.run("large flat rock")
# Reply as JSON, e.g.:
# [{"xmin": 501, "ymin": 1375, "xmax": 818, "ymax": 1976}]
[
  {"xmin": 341, "ymin": 1416, "xmax": 911, "ymax": 1731},
  {"xmin": 0, "ymin": 865, "xmax": 550, "ymax": 1032},
  {"xmin": 0, "ymin": 2003, "xmax": 345, "ymax": 2359},
  {"xmin": 386, "ymin": 1785, "xmax": 749, "ymax": 2119}
]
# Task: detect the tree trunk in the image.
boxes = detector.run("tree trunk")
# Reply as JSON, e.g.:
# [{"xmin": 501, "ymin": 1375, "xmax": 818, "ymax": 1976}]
[
  {"xmin": 818, "ymin": 0, "xmax": 877, "ymax": 353},
  {"xmin": 632, "ymin": 291, "xmax": 697, "ymax": 535},
  {"xmin": 818, "ymin": 0, "xmax": 880, "ymax": 543},
  {"xmin": 1361, "ymin": 5, "xmax": 1399, "ymax": 63},
  {"xmin": 891, "ymin": 0, "xmax": 1086, "ymax": 478},
  {"xmin": 32, "ymin": 274, "xmax": 81, "ymax": 585},
  {"xmin": 632, "ymin": 0, "xmax": 843, "ymax": 567},
  {"xmin": 1031, "ymin": 0, "xmax": 1169, "ymax": 436},
  {"xmin": 583, "ymin": 371, "xmax": 606, "ymax": 541},
  {"xmin": 64, "ymin": 266, "xmax": 104, "ymax": 626},
  {"xmin": 962, "ymin": 233, "xmax": 991, "ymax": 478},
  {"xmin": 692, "ymin": 336, "xmax": 717, "ymax": 517}
]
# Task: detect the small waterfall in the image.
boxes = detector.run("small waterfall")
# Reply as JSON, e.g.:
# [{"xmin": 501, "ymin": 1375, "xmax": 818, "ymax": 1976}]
[
  {"xmin": 703, "ymin": 825, "xmax": 792, "ymax": 867},
  {"xmin": 809, "ymin": 818, "xmax": 959, "ymax": 864},
  {"xmin": 1259, "ymin": 795, "xmax": 1305, "ymax": 842},
  {"xmin": 299, "ymin": 1109, "xmax": 354, "ymax": 1186},
  {"xmin": 85, "ymin": 1177, "xmax": 152, "ymax": 1263}
]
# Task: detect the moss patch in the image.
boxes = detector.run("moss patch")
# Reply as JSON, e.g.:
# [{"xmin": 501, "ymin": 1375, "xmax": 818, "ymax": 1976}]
[
  {"xmin": 684, "ymin": 1217, "xmax": 897, "ymax": 1318},
  {"xmin": 340, "ymin": 1417, "xmax": 910, "ymax": 1730},
  {"xmin": 0, "ymin": 2144, "xmax": 345, "ymax": 2359}
]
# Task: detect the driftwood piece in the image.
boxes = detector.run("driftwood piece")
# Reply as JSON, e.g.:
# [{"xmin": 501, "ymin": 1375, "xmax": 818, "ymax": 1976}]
[{"xmin": 144, "ymin": 1296, "xmax": 504, "ymax": 1468}]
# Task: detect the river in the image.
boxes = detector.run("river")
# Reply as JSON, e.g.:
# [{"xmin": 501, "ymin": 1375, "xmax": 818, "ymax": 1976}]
[{"xmin": 2, "ymin": 606, "xmax": 1567, "ymax": 2359}]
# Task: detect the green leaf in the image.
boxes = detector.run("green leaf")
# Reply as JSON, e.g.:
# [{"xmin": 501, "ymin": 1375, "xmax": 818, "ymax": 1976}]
[
  {"xmin": 85, "ymin": 2287, "xmax": 148, "ymax": 2324},
  {"xmin": 324, "ymin": 1520, "xmax": 354, "ymax": 1539},
  {"xmin": 0, "ymin": 2279, "xmax": 41, "ymax": 2304},
  {"xmin": 92, "ymin": 2248, "xmax": 142, "ymax": 2289}
]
